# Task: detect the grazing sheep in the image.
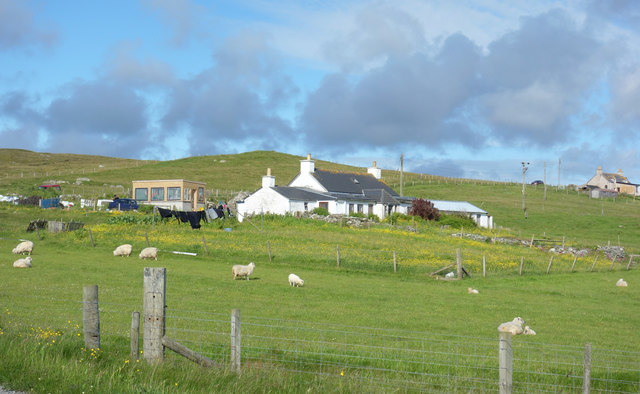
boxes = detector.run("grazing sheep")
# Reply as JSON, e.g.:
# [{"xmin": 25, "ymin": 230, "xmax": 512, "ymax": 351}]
[
  {"xmin": 497, "ymin": 317, "xmax": 525, "ymax": 335},
  {"xmin": 288, "ymin": 273, "xmax": 304, "ymax": 287},
  {"xmin": 523, "ymin": 326, "xmax": 537, "ymax": 335},
  {"xmin": 139, "ymin": 247, "xmax": 158, "ymax": 260},
  {"xmin": 113, "ymin": 244, "xmax": 133, "ymax": 257},
  {"xmin": 232, "ymin": 262, "xmax": 255, "ymax": 280},
  {"xmin": 467, "ymin": 287, "xmax": 479, "ymax": 294},
  {"xmin": 616, "ymin": 278, "xmax": 628, "ymax": 287},
  {"xmin": 12, "ymin": 240, "xmax": 34, "ymax": 255},
  {"xmin": 13, "ymin": 256, "xmax": 32, "ymax": 268}
]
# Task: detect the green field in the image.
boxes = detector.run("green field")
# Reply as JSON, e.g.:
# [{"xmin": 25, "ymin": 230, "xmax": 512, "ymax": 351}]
[{"xmin": 1, "ymin": 150, "xmax": 639, "ymax": 393}]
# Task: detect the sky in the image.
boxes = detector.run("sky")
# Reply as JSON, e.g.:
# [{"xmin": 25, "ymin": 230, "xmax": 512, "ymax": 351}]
[{"xmin": 1, "ymin": 0, "xmax": 640, "ymax": 185}]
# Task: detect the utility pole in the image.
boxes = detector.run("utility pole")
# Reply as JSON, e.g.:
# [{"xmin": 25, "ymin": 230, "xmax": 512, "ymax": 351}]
[
  {"xmin": 557, "ymin": 158, "xmax": 561, "ymax": 190},
  {"xmin": 522, "ymin": 161, "xmax": 529, "ymax": 214},
  {"xmin": 400, "ymin": 153, "xmax": 404, "ymax": 197},
  {"xmin": 543, "ymin": 161, "xmax": 547, "ymax": 201}
]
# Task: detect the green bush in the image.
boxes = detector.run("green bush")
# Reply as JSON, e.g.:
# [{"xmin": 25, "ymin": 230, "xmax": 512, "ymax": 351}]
[
  {"xmin": 437, "ymin": 213, "xmax": 477, "ymax": 229},
  {"xmin": 312, "ymin": 207, "xmax": 329, "ymax": 216},
  {"xmin": 384, "ymin": 212, "xmax": 412, "ymax": 225},
  {"xmin": 366, "ymin": 213, "xmax": 380, "ymax": 222},
  {"xmin": 349, "ymin": 212, "xmax": 365, "ymax": 218}
]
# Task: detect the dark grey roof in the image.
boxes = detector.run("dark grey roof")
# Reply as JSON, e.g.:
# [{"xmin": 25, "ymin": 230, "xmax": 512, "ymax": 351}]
[
  {"xmin": 362, "ymin": 189, "xmax": 400, "ymax": 204},
  {"xmin": 272, "ymin": 187, "xmax": 336, "ymax": 201},
  {"xmin": 312, "ymin": 169, "xmax": 399, "ymax": 196},
  {"xmin": 603, "ymin": 173, "xmax": 631, "ymax": 184}
]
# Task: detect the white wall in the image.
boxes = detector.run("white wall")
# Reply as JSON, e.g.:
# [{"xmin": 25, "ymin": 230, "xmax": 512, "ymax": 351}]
[{"xmin": 236, "ymin": 188, "xmax": 289, "ymax": 222}]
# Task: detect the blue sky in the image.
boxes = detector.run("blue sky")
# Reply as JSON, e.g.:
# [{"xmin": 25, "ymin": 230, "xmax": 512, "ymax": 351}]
[{"xmin": 1, "ymin": 0, "xmax": 640, "ymax": 185}]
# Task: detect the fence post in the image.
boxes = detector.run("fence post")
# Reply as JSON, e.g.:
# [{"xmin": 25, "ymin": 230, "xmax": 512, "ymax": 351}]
[
  {"xmin": 590, "ymin": 255, "xmax": 598, "ymax": 272},
  {"xmin": 583, "ymin": 343, "xmax": 591, "ymax": 394},
  {"xmin": 627, "ymin": 256, "xmax": 634, "ymax": 271},
  {"xmin": 571, "ymin": 255, "xmax": 578, "ymax": 272},
  {"xmin": 202, "ymin": 235, "xmax": 209, "ymax": 255},
  {"xmin": 483, "ymin": 255, "xmax": 486, "ymax": 277},
  {"xmin": 145, "ymin": 232, "xmax": 150, "ymax": 248},
  {"xmin": 393, "ymin": 250, "xmax": 397, "ymax": 273},
  {"xmin": 87, "ymin": 228, "xmax": 95, "ymax": 247},
  {"xmin": 231, "ymin": 308, "xmax": 241, "ymax": 373},
  {"xmin": 131, "ymin": 311, "xmax": 140, "ymax": 359},
  {"xmin": 267, "ymin": 241, "xmax": 272, "ymax": 262},
  {"xmin": 546, "ymin": 256, "xmax": 554, "ymax": 274},
  {"xmin": 456, "ymin": 249, "xmax": 462, "ymax": 279},
  {"xmin": 519, "ymin": 257, "xmax": 524, "ymax": 276},
  {"xmin": 143, "ymin": 267, "xmax": 166, "ymax": 364},
  {"xmin": 609, "ymin": 256, "xmax": 617, "ymax": 271},
  {"xmin": 499, "ymin": 332, "xmax": 513, "ymax": 394},
  {"xmin": 336, "ymin": 245, "xmax": 340, "ymax": 268},
  {"xmin": 83, "ymin": 285, "xmax": 100, "ymax": 350}
]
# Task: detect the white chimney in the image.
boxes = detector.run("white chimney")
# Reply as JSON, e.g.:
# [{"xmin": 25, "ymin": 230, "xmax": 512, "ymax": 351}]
[
  {"xmin": 300, "ymin": 153, "xmax": 315, "ymax": 174},
  {"xmin": 367, "ymin": 160, "xmax": 382, "ymax": 179},
  {"xmin": 262, "ymin": 168, "xmax": 275, "ymax": 188}
]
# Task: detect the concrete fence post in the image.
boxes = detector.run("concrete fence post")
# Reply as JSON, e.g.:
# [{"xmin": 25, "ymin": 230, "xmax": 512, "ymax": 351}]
[
  {"xmin": 231, "ymin": 309, "xmax": 241, "ymax": 373},
  {"xmin": 499, "ymin": 332, "xmax": 513, "ymax": 394},
  {"xmin": 83, "ymin": 285, "xmax": 100, "ymax": 350},
  {"xmin": 130, "ymin": 311, "xmax": 140, "ymax": 359},
  {"xmin": 143, "ymin": 267, "xmax": 166, "ymax": 364},
  {"xmin": 456, "ymin": 249, "xmax": 462, "ymax": 279},
  {"xmin": 583, "ymin": 343, "xmax": 591, "ymax": 394}
]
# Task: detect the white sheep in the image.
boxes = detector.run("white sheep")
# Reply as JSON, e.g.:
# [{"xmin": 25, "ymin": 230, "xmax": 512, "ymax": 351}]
[
  {"xmin": 523, "ymin": 326, "xmax": 537, "ymax": 335},
  {"xmin": 113, "ymin": 244, "xmax": 133, "ymax": 257},
  {"xmin": 497, "ymin": 317, "xmax": 525, "ymax": 335},
  {"xmin": 139, "ymin": 247, "xmax": 158, "ymax": 260},
  {"xmin": 467, "ymin": 287, "xmax": 479, "ymax": 294},
  {"xmin": 616, "ymin": 278, "xmax": 628, "ymax": 287},
  {"xmin": 445, "ymin": 271, "xmax": 455, "ymax": 278},
  {"xmin": 288, "ymin": 273, "xmax": 304, "ymax": 287},
  {"xmin": 232, "ymin": 262, "xmax": 255, "ymax": 280},
  {"xmin": 12, "ymin": 240, "xmax": 34, "ymax": 255},
  {"xmin": 13, "ymin": 256, "xmax": 32, "ymax": 268}
]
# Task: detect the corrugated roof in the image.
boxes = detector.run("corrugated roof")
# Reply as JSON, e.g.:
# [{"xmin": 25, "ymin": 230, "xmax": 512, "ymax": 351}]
[{"xmin": 431, "ymin": 200, "xmax": 487, "ymax": 214}]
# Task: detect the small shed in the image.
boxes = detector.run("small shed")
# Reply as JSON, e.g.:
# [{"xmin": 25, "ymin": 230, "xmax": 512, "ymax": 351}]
[
  {"xmin": 431, "ymin": 200, "xmax": 493, "ymax": 229},
  {"xmin": 132, "ymin": 179, "xmax": 206, "ymax": 211}
]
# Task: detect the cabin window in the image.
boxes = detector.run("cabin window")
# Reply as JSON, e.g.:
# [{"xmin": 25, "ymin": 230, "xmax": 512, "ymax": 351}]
[
  {"xmin": 167, "ymin": 187, "xmax": 181, "ymax": 200},
  {"xmin": 184, "ymin": 188, "xmax": 191, "ymax": 201},
  {"xmin": 135, "ymin": 188, "xmax": 148, "ymax": 201},
  {"xmin": 198, "ymin": 187, "xmax": 205, "ymax": 202},
  {"xmin": 151, "ymin": 187, "xmax": 164, "ymax": 201},
  {"xmin": 319, "ymin": 202, "xmax": 328, "ymax": 210}
]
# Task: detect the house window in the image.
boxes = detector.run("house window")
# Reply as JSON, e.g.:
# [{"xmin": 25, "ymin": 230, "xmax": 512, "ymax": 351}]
[
  {"xmin": 135, "ymin": 188, "xmax": 148, "ymax": 201},
  {"xmin": 319, "ymin": 202, "xmax": 328, "ymax": 210},
  {"xmin": 368, "ymin": 204, "xmax": 374, "ymax": 213},
  {"xmin": 304, "ymin": 202, "xmax": 308, "ymax": 211},
  {"xmin": 198, "ymin": 187, "xmax": 204, "ymax": 202},
  {"xmin": 357, "ymin": 204, "xmax": 363, "ymax": 213},
  {"xmin": 151, "ymin": 187, "xmax": 164, "ymax": 201},
  {"xmin": 349, "ymin": 204, "xmax": 354, "ymax": 214},
  {"xmin": 167, "ymin": 187, "xmax": 181, "ymax": 200},
  {"xmin": 184, "ymin": 188, "xmax": 191, "ymax": 201}
]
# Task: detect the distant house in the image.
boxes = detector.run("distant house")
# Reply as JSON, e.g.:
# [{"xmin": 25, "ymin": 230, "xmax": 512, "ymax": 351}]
[
  {"xmin": 584, "ymin": 166, "xmax": 639, "ymax": 196},
  {"xmin": 236, "ymin": 155, "xmax": 413, "ymax": 221},
  {"xmin": 132, "ymin": 179, "xmax": 206, "ymax": 211},
  {"xmin": 431, "ymin": 200, "xmax": 493, "ymax": 229}
]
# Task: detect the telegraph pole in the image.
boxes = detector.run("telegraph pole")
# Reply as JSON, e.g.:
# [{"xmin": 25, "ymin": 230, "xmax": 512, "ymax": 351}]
[
  {"xmin": 543, "ymin": 161, "xmax": 547, "ymax": 201},
  {"xmin": 557, "ymin": 158, "xmax": 561, "ymax": 190},
  {"xmin": 522, "ymin": 162, "xmax": 529, "ymax": 214},
  {"xmin": 400, "ymin": 153, "xmax": 404, "ymax": 197}
]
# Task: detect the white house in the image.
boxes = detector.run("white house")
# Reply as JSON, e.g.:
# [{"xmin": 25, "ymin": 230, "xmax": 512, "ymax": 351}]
[
  {"xmin": 431, "ymin": 200, "xmax": 493, "ymax": 229},
  {"xmin": 236, "ymin": 155, "xmax": 413, "ymax": 221}
]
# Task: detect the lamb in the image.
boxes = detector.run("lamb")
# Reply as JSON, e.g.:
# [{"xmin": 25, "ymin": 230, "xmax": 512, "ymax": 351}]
[
  {"xmin": 288, "ymin": 273, "xmax": 304, "ymax": 287},
  {"xmin": 523, "ymin": 326, "xmax": 537, "ymax": 335},
  {"xmin": 232, "ymin": 262, "xmax": 255, "ymax": 280},
  {"xmin": 12, "ymin": 240, "xmax": 34, "ymax": 255},
  {"xmin": 139, "ymin": 247, "xmax": 158, "ymax": 260},
  {"xmin": 113, "ymin": 244, "xmax": 133, "ymax": 257},
  {"xmin": 467, "ymin": 287, "xmax": 479, "ymax": 294},
  {"xmin": 497, "ymin": 317, "xmax": 525, "ymax": 335},
  {"xmin": 13, "ymin": 256, "xmax": 32, "ymax": 268},
  {"xmin": 616, "ymin": 278, "xmax": 628, "ymax": 287}
]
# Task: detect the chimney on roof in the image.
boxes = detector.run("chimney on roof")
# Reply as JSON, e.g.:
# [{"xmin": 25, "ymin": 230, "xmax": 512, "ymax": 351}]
[
  {"xmin": 596, "ymin": 166, "xmax": 602, "ymax": 175},
  {"xmin": 300, "ymin": 153, "xmax": 315, "ymax": 174},
  {"xmin": 617, "ymin": 168, "xmax": 623, "ymax": 176},
  {"xmin": 367, "ymin": 160, "xmax": 382, "ymax": 179},
  {"xmin": 262, "ymin": 168, "xmax": 275, "ymax": 188}
]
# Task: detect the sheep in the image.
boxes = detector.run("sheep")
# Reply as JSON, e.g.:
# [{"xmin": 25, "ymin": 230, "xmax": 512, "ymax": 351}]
[
  {"xmin": 113, "ymin": 244, "xmax": 133, "ymax": 257},
  {"xmin": 232, "ymin": 262, "xmax": 255, "ymax": 280},
  {"xmin": 616, "ymin": 278, "xmax": 628, "ymax": 287},
  {"xmin": 139, "ymin": 247, "xmax": 158, "ymax": 260},
  {"xmin": 288, "ymin": 273, "xmax": 304, "ymax": 287},
  {"xmin": 12, "ymin": 240, "xmax": 34, "ymax": 255},
  {"xmin": 497, "ymin": 317, "xmax": 525, "ymax": 335},
  {"xmin": 467, "ymin": 287, "xmax": 479, "ymax": 294},
  {"xmin": 13, "ymin": 256, "xmax": 32, "ymax": 268},
  {"xmin": 523, "ymin": 326, "xmax": 537, "ymax": 335},
  {"xmin": 445, "ymin": 271, "xmax": 455, "ymax": 278}
]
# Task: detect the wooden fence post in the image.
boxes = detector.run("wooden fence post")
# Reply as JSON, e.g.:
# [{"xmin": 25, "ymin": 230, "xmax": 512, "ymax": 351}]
[
  {"xmin": 87, "ymin": 228, "xmax": 95, "ymax": 247},
  {"xmin": 336, "ymin": 245, "xmax": 340, "ymax": 268},
  {"xmin": 627, "ymin": 255, "xmax": 635, "ymax": 271},
  {"xmin": 546, "ymin": 256, "xmax": 554, "ymax": 274},
  {"xmin": 590, "ymin": 255, "xmax": 598, "ymax": 272},
  {"xmin": 231, "ymin": 309, "xmax": 241, "ymax": 373},
  {"xmin": 267, "ymin": 241, "xmax": 272, "ymax": 262},
  {"xmin": 83, "ymin": 285, "xmax": 100, "ymax": 350},
  {"xmin": 145, "ymin": 232, "xmax": 150, "ymax": 247},
  {"xmin": 456, "ymin": 249, "xmax": 462, "ymax": 279},
  {"xmin": 202, "ymin": 235, "xmax": 209, "ymax": 255},
  {"xmin": 519, "ymin": 257, "xmax": 524, "ymax": 276},
  {"xmin": 609, "ymin": 256, "xmax": 617, "ymax": 271},
  {"xmin": 482, "ymin": 255, "xmax": 486, "ymax": 278},
  {"xmin": 499, "ymin": 331, "xmax": 513, "ymax": 394},
  {"xmin": 393, "ymin": 251, "xmax": 397, "ymax": 273},
  {"xmin": 143, "ymin": 267, "xmax": 166, "ymax": 364},
  {"xmin": 571, "ymin": 255, "xmax": 578, "ymax": 273},
  {"xmin": 131, "ymin": 311, "xmax": 140, "ymax": 359},
  {"xmin": 583, "ymin": 343, "xmax": 591, "ymax": 394}
]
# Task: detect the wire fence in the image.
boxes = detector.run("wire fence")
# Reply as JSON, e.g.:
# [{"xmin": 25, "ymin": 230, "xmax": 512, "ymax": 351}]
[{"xmin": 3, "ymin": 292, "xmax": 639, "ymax": 393}]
